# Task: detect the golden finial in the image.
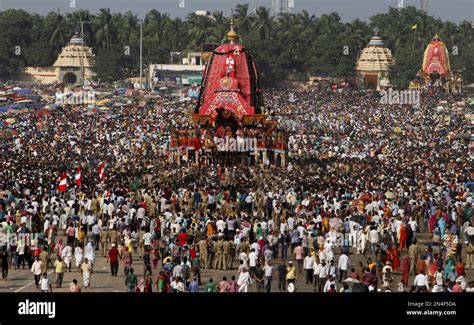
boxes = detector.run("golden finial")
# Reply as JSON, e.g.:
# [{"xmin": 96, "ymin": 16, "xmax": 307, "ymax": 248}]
[
  {"xmin": 226, "ymin": 14, "xmax": 239, "ymax": 43},
  {"xmin": 433, "ymin": 27, "xmax": 440, "ymax": 40}
]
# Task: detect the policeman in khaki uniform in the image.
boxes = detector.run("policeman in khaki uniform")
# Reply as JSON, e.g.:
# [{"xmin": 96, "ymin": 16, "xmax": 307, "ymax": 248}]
[
  {"xmin": 222, "ymin": 239, "xmax": 231, "ymax": 270},
  {"xmin": 214, "ymin": 237, "xmax": 224, "ymax": 270},
  {"xmin": 100, "ymin": 226, "xmax": 109, "ymax": 257},
  {"xmin": 207, "ymin": 238, "xmax": 216, "ymax": 269},
  {"xmin": 238, "ymin": 237, "xmax": 250, "ymax": 255},
  {"xmin": 39, "ymin": 248, "xmax": 49, "ymax": 274},
  {"xmin": 110, "ymin": 227, "xmax": 120, "ymax": 247},
  {"xmin": 227, "ymin": 239, "xmax": 237, "ymax": 270},
  {"xmin": 198, "ymin": 238, "xmax": 208, "ymax": 269}
]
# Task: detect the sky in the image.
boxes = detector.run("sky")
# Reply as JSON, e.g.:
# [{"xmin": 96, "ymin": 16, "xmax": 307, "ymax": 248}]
[{"xmin": 1, "ymin": 0, "xmax": 473, "ymax": 23}]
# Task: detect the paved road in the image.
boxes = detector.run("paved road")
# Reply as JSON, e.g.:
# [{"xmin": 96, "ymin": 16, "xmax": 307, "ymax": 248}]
[{"xmin": 1, "ymin": 232, "xmax": 471, "ymax": 293}]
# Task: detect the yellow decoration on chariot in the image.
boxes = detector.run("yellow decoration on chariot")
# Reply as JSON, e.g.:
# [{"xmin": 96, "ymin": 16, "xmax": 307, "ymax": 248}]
[
  {"xmin": 226, "ymin": 18, "xmax": 239, "ymax": 42},
  {"xmin": 220, "ymin": 77, "xmax": 232, "ymax": 89}
]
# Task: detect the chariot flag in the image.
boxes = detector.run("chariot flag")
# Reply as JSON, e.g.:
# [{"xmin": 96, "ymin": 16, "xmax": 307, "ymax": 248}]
[
  {"xmin": 75, "ymin": 167, "xmax": 81, "ymax": 187},
  {"xmin": 98, "ymin": 162, "xmax": 105, "ymax": 182},
  {"xmin": 58, "ymin": 172, "xmax": 67, "ymax": 192}
]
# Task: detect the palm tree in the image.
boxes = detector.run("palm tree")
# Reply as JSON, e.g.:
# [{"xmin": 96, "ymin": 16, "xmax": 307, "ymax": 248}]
[
  {"xmin": 145, "ymin": 10, "xmax": 170, "ymax": 40},
  {"xmin": 66, "ymin": 10, "xmax": 94, "ymax": 46},
  {"xmin": 251, "ymin": 7, "xmax": 273, "ymax": 42},
  {"xmin": 296, "ymin": 10, "xmax": 315, "ymax": 30},
  {"xmin": 93, "ymin": 8, "xmax": 113, "ymax": 50},
  {"xmin": 186, "ymin": 13, "xmax": 214, "ymax": 49},
  {"xmin": 275, "ymin": 13, "xmax": 295, "ymax": 46},
  {"xmin": 345, "ymin": 19, "xmax": 371, "ymax": 58},
  {"xmin": 166, "ymin": 17, "xmax": 186, "ymax": 50},
  {"xmin": 45, "ymin": 11, "xmax": 68, "ymax": 48},
  {"xmin": 318, "ymin": 12, "xmax": 342, "ymax": 36},
  {"xmin": 210, "ymin": 11, "xmax": 229, "ymax": 43},
  {"xmin": 115, "ymin": 11, "xmax": 138, "ymax": 46},
  {"xmin": 441, "ymin": 21, "xmax": 458, "ymax": 48},
  {"xmin": 233, "ymin": 4, "xmax": 253, "ymax": 35},
  {"xmin": 66, "ymin": 9, "xmax": 92, "ymax": 29}
]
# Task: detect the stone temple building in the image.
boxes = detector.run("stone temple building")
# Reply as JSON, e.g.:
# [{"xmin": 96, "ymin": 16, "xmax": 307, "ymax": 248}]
[
  {"xmin": 355, "ymin": 33, "xmax": 394, "ymax": 91},
  {"xmin": 16, "ymin": 33, "xmax": 95, "ymax": 84}
]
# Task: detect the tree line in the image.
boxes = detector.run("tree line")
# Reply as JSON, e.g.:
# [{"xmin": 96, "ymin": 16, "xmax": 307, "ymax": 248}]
[{"xmin": 0, "ymin": 5, "xmax": 472, "ymax": 87}]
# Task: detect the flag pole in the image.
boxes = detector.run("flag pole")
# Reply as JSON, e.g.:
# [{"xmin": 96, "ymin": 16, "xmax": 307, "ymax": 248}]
[{"xmin": 411, "ymin": 28, "xmax": 416, "ymax": 57}]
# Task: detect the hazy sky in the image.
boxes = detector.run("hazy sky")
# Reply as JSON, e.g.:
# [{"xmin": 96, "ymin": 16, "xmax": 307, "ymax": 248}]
[{"xmin": 1, "ymin": 0, "xmax": 473, "ymax": 23}]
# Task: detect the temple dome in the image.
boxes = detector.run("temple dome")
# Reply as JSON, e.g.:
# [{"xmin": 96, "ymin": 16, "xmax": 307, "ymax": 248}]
[
  {"xmin": 53, "ymin": 33, "xmax": 95, "ymax": 68},
  {"xmin": 355, "ymin": 33, "xmax": 394, "ymax": 90},
  {"xmin": 356, "ymin": 34, "xmax": 393, "ymax": 72},
  {"xmin": 69, "ymin": 35, "xmax": 84, "ymax": 45},
  {"xmin": 367, "ymin": 35, "xmax": 385, "ymax": 47}
]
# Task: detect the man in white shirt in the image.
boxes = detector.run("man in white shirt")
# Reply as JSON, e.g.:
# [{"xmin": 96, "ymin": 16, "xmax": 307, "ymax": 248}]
[
  {"xmin": 263, "ymin": 262, "xmax": 274, "ymax": 293},
  {"xmin": 287, "ymin": 216, "xmax": 295, "ymax": 230},
  {"xmin": 408, "ymin": 217, "xmax": 418, "ymax": 239},
  {"xmin": 143, "ymin": 231, "xmax": 152, "ymax": 251},
  {"xmin": 323, "ymin": 275, "xmax": 337, "ymax": 292},
  {"xmin": 369, "ymin": 228, "xmax": 379, "ymax": 254},
  {"xmin": 280, "ymin": 221, "xmax": 288, "ymax": 235},
  {"xmin": 216, "ymin": 218, "xmax": 226, "ymax": 233},
  {"xmin": 92, "ymin": 223, "xmax": 101, "ymax": 250},
  {"xmin": 43, "ymin": 218, "xmax": 50, "ymax": 233},
  {"xmin": 317, "ymin": 260, "xmax": 329, "ymax": 292},
  {"xmin": 128, "ymin": 207, "xmax": 137, "ymax": 220},
  {"xmin": 238, "ymin": 251, "xmax": 248, "ymax": 267},
  {"xmin": 464, "ymin": 225, "xmax": 474, "ymax": 242},
  {"xmin": 31, "ymin": 256, "xmax": 43, "ymax": 288},
  {"xmin": 245, "ymin": 193, "xmax": 253, "ymax": 212},
  {"xmin": 86, "ymin": 213, "xmax": 95, "ymax": 227},
  {"xmin": 250, "ymin": 242, "xmax": 260, "ymax": 257},
  {"xmin": 108, "ymin": 216, "xmax": 116, "ymax": 230},
  {"xmin": 432, "ymin": 268, "xmax": 444, "ymax": 292},
  {"xmin": 413, "ymin": 270, "xmax": 429, "ymax": 292},
  {"xmin": 337, "ymin": 252, "xmax": 350, "ymax": 283},
  {"xmin": 248, "ymin": 248, "xmax": 257, "ymax": 275},
  {"xmin": 107, "ymin": 201, "xmax": 115, "ymax": 217},
  {"xmin": 296, "ymin": 223, "xmax": 305, "ymax": 240},
  {"xmin": 136, "ymin": 207, "xmax": 145, "ymax": 222},
  {"xmin": 312, "ymin": 260, "xmax": 321, "ymax": 291},
  {"xmin": 303, "ymin": 254, "xmax": 315, "ymax": 285},
  {"xmin": 39, "ymin": 273, "xmax": 52, "ymax": 292}
]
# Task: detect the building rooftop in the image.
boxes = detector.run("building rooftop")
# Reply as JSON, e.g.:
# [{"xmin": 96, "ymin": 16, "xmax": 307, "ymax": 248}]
[
  {"xmin": 53, "ymin": 35, "xmax": 95, "ymax": 68},
  {"xmin": 367, "ymin": 35, "xmax": 385, "ymax": 47},
  {"xmin": 356, "ymin": 34, "xmax": 393, "ymax": 72}
]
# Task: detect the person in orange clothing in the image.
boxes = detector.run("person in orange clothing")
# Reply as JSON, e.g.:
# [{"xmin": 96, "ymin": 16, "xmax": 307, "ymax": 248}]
[
  {"xmin": 207, "ymin": 220, "xmax": 216, "ymax": 237},
  {"xmin": 455, "ymin": 258, "xmax": 465, "ymax": 277},
  {"xmin": 401, "ymin": 255, "xmax": 410, "ymax": 286},
  {"xmin": 417, "ymin": 255, "xmax": 427, "ymax": 274},
  {"xmin": 388, "ymin": 245, "xmax": 400, "ymax": 272},
  {"xmin": 399, "ymin": 222, "xmax": 407, "ymax": 251}
]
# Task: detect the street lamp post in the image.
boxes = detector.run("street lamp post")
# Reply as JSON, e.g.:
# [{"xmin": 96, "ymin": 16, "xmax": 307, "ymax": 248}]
[
  {"xmin": 139, "ymin": 19, "xmax": 143, "ymax": 90},
  {"xmin": 81, "ymin": 21, "xmax": 85, "ymax": 86}
]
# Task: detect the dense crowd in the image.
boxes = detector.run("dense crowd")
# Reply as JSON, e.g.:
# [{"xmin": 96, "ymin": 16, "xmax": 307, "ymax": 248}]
[{"xmin": 0, "ymin": 87, "xmax": 472, "ymax": 293}]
